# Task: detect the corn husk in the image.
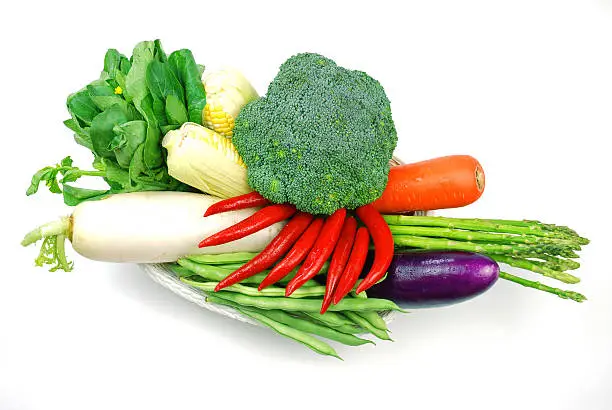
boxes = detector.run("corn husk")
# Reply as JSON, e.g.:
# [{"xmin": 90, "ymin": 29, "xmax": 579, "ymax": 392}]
[{"xmin": 162, "ymin": 122, "xmax": 252, "ymax": 198}]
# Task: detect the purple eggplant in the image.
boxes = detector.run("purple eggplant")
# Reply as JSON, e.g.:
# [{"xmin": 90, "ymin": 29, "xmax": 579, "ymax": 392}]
[{"xmin": 367, "ymin": 250, "xmax": 499, "ymax": 308}]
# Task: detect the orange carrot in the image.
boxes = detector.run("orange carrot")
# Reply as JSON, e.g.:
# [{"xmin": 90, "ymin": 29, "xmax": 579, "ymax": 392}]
[{"xmin": 372, "ymin": 155, "xmax": 485, "ymax": 214}]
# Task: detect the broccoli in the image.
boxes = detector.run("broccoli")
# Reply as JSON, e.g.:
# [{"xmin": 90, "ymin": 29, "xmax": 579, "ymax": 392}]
[{"xmin": 232, "ymin": 52, "xmax": 398, "ymax": 215}]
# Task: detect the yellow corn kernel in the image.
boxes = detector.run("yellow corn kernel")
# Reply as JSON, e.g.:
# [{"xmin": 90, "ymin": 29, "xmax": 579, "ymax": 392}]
[
  {"xmin": 202, "ymin": 68, "xmax": 259, "ymax": 138},
  {"xmin": 204, "ymin": 104, "xmax": 236, "ymax": 137}
]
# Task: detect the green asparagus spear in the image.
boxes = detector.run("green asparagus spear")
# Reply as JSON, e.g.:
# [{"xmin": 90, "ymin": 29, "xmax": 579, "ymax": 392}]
[
  {"xmin": 392, "ymin": 235, "xmax": 573, "ymax": 257},
  {"xmin": 487, "ymin": 254, "xmax": 580, "ymax": 284},
  {"xmin": 388, "ymin": 225, "xmax": 582, "ymax": 249},
  {"xmin": 499, "ymin": 271, "xmax": 586, "ymax": 302},
  {"xmin": 383, "ymin": 215, "xmax": 588, "ymax": 244}
]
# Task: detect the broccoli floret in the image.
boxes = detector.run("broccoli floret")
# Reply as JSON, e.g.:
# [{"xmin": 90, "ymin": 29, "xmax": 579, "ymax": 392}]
[{"xmin": 232, "ymin": 52, "xmax": 398, "ymax": 215}]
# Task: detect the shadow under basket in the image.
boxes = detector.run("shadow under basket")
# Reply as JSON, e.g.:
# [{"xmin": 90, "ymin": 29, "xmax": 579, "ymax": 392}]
[{"xmin": 140, "ymin": 155, "xmax": 428, "ymax": 329}]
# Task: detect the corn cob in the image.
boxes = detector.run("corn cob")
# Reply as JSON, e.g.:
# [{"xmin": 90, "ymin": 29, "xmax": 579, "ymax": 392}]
[{"xmin": 202, "ymin": 68, "xmax": 259, "ymax": 138}]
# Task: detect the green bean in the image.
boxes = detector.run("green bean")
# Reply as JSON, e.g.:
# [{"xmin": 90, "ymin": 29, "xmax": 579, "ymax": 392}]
[
  {"xmin": 185, "ymin": 252, "xmax": 260, "ymax": 264},
  {"xmin": 358, "ymin": 311, "xmax": 389, "ymax": 331},
  {"xmin": 178, "ymin": 259, "xmax": 328, "ymax": 285},
  {"xmin": 200, "ymin": 260, "xmax": 330, "ymax": 277},
  {"xmin": 178, "ymin": 259, "xmax": 269, "ymax": 284},
  {"xmin": 255, "ymin": 310, "xmax": 374, "ymax": 346},
  {"xmin": 181, "ymin": 277, "xmax": 327, "ymax": 298},
  {"xmin": 344, "ymin": 311, "xmax": 392, "ymax": 341},
  {"xmin": 211, "ymin": 291, "xmax": 406, "ymax": 313},
  {"xmin": 216, "ymin": 263, "xmax": 330, "ymax": 274},
  {"xmin": 297, "ymin": 313, "xmax": 361, "ymax": 334},
  {"xmin": 216, "ymin": 263, "xmax": 246, "ymax": 270},
  {"xmin": 347, "ymin": 289, "xmax": 389, "ymax": 330},
  {"xmin": 206, "ymin": 295, "xmax": 341, "ymax": 359},
  {"xmin": 239, "ymin": 308, "xmax": 341, "ymax": 359},
  {"xmin": 351, "ymin": 286, "xmax": 368, "ymax": 299},
  {"xmin": 177, "ymin": 259, "xmax": 236, "ymax": 280},
  {"xmin": 331, "ymin": 324, "xmax": 365, "ymax": 335},
  {"xmin": 168, "ymin": 264, "xmax": 196, "ymax": 278},
  {"xmin": 299, "ymin": 279, "xmax": 321, "ymax": 288},
  {"xmin": 239, "ymin": 279, "xmax": 321, "ymax": 289},
  {"xmin": 186, "ymin": 253, "xmax": 330, "ymax": 276}
]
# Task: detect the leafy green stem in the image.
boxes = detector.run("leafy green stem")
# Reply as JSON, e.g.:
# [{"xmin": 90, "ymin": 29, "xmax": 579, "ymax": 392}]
[{"xmin": 26, "ymin": 156, "xmax": 105, "ymax": 197}]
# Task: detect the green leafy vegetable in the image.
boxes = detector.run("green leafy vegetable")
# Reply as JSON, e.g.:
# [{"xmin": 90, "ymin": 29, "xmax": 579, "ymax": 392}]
[
  {"xmin": 146, "ymin": 60, "xmax": 185, "ymax": 104},
  {"xmin": 165, "ymin": 95, "xmax": 189, "ymax": 125},
  {"xmin": 168, "ymin": 49, "xmax": 207, "ymax": 123},
  {"xmin": 27, "ymin": 39, "xmax": 207, "ymax": 205}
]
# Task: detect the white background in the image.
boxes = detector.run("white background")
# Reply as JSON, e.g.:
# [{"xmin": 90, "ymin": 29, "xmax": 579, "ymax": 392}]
[{"xmin": 2, "ymin": 1, "xmax": 611, "ymax": 409}]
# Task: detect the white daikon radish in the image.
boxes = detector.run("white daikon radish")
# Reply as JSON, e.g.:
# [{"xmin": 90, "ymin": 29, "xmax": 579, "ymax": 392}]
[{"xmin": 21, "ymin": 192, "xmax": 284, "ymax": 270}]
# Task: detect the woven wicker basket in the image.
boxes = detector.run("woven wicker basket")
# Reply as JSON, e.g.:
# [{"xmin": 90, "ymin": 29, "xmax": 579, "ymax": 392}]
[{"xmin": 141, "ymin": 155, "xmax": 427, "ymax": 328}]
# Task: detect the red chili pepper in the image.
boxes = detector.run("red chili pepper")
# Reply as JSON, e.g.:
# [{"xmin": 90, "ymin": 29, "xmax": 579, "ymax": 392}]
[
  {"xmin": 214, "ymin": 212, "xmax": 314, "ymax": 291},
  {"xmin": 355, "ymin": 204, "xmax": 394, "ymax": 294},
  {"xmin": 285, "ymin": 208, "xmax": 347, "ymax": 296},
  {"xmin": 332, "ymin": 227, "xmax": 370, "ymax": 304},
  {"xmin": 320, "ymin": 216, "xmax": 357, "ymax": 314},
  {"xmin": 198, "ymin": 204, "xmax": 296, "ymax": 248},
  {"xmin": 257, "ymin": 218, "xmax": 324, "ymax": 290},
  {"xmin": 203, "ymin": 192, "xmax": 271, "ymax": 217}
]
